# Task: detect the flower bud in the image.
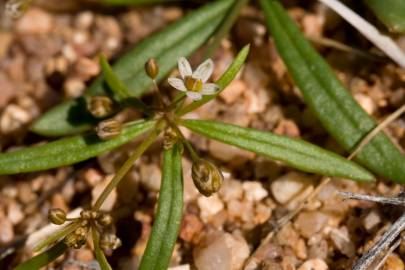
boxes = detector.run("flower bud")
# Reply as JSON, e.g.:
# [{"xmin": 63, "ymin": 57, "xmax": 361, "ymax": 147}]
[
  {"xmin": 87, "ymin": 96, "xmax": 114, "ymax": 118},
  {"xmin": 191, "ymin": 159, "xmax": 224, "ymax": 197},
  {"xmin": 163, "ymin": 128, "xmax": 178, "ymax": 150},
  {"xmin": 48, "ymin": 208, "xmax": 66, "ymax": 225},
  {"xmin": 96, "ymin": 119, "xmax": 122, "ymax": 140},
  {"xmin": 5, "ymin": 0, "xmax": 31, "ymax": 20},
  {"xmin": 64, "ymin": 233, "xmax": 78, "ymax": 248},
  {"xmin": 100, "ymin": 233, "xmax": 121, "ymax": 253},
  {"xmin": 145, "ymin": 58, "xmax": 159, "ymax": 79},
  {"xmin": 97, "ymin": 213, "xmax": 113, "ymax": 227}
]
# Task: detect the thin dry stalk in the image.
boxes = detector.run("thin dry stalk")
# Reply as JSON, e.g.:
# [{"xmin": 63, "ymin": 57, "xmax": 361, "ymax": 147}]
[
  {"xmin": 374, "ymin": 237, "xmax": 402, "ymax": 270},
  {"xmin": 353, "ymin": 212, "xmax": 405, "ymax": 270},
  {"xmin": 339, "ymin": 191, "xmax": 405, "ymax": 206}
]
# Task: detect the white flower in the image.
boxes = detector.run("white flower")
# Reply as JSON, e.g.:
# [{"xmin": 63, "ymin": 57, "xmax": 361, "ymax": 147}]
[{"xmin": 168, "ymin": 57, "xmax": 219, "ymax": 101}]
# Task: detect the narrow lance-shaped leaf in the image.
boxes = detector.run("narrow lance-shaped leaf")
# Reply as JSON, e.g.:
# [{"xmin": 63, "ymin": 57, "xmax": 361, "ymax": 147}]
[
  {"xmin": 139, "ymin": 143, "xmax": 183, "ymax": 270},
  {"xmin": 177, "ymin": 44, "xmax": 250, "ymax": 116},
  {"xmin": 0, "ymin": 120, "xmax": 155, "ymax": 174},
  {"xmin": 153, "ymin": 143, "xmax": 183, "ymax": 270},
  {"xmin": 181, "ymin": 119, "xmax": 374, "ymax": 182},
  {"xmin": 260, "ymin": 0, "xmax": 405, "ymax": 183},
  {"xmin": 14, "ymin": 241, "xmax": 68, "ymax": 270},
  {"xmin": 365, "ymin": 0, "xmax": 405, "ymax": 33},
  {"xmin": 31, "ymin": 0, "xmax": 234, "ymax": 137},
  {"xmin": 99, "ymin": 55, "xmax": 153, "ymax": 115}
]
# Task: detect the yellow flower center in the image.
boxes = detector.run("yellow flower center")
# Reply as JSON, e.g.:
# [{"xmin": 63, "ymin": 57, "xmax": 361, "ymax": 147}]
[{"xmin": 185, "ymin": 76, "xmax": 203, "ymax": 92}]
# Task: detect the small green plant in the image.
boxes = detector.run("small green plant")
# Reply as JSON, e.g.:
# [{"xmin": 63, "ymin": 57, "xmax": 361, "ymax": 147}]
[
  {"xmin": 9, "ymin": 43, "xmax": 375, "ymax": 270},
  {"xmin": 3, "ymin": 0, "xmax": 405, "ymax": 269}
]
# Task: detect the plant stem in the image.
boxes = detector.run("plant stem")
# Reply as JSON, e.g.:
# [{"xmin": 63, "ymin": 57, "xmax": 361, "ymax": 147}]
[
  {"xmin": 164, "ymin": 116, "xmax": 199, "ymax": 162},
  {"xmin": 152, "ymin": 80, "xmax": 167, "ymax": 109},
  {"xmin": 92, "ymin": 121, "xmax": 164, "ymax": 211},
  {"xmin": 33, "ymin": 221, "xmax": 81, "ymax": 252}
]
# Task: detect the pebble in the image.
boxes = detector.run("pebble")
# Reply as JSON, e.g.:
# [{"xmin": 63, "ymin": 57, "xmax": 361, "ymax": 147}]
[
  {"xmin": 242, "ymin": 182, "xmax": 268, "ymax": 202},
  {"xmin": 91, "ymin": 175, "xmax": 117, "ymax": 212},
  {"xmin": 74, "ymin": 248, "xmax": 94, "ymax": 262},
  {"xmin": 7, "ymin": 200, "xmax": 24, "ymax": 225},
  {"xmin": 270, "ymin": 172, "xmax": 314, "ymax": 204},
  {"xmin": 0, "ymin": 32, "xmax": 13, "ymax": 60},
  {"xmin": 16, "ymin": 8, "xmax": 53, "ymax": 35},
  {"xmin": 254, "ymin": 203, "xmax": 272, "ymax": 224},
  {"xmin": 74, "ymin": 57, "xmax": 100, "ymax": 80},
  {"xmin": 294, "ymin": 211, "xmax": 329, "ymax": 238},
  {"xmin": 363, "ymin": 210, "xmax": 381, "ymax": 231},
  {"xmin": 168, "ymin": 265, "xmax": 190, "ymax": 270},
  {"xmin": 182, "ymin": 158, "xmax": 200, "ymax": 202},
  {"xmin": 179, "ymin": 214, "xmax": 204, "ymax": 243},
  {"xmin": 354, "ymin": 93, "xmax": 376, "ymax": 115},
  {"xmin": 243, "ymin": 87, "xmax": 269, "ymax": 114},
  {"xmin": 194, "ymin": 232, "xmax": 250, "ymax": 270},
  {"xmin": 298, "ymin": 259, "xmax": 328, "ymax": 270},
  {"xmin": 83, "ymin": 168, "xmax": 103, "ymax": 187},
  {"xmin": 197, "ymin": 194, "xmax": 224, "ymax": 222},
  {"xmin": 220, "ymin": 79, "xmax": 246, "ymax": 104},
  {"xmin": 383, "ymin": 254, "xmax": 404, "ymax": 270},
  {"xmin": 0, "ymin": 104, "xmax": 31, "ymax": 134},
  {"xmin": 0, "ymin": 71, "xmax": 15, "ymax": 108},
  {"xmin": 219, "ymin": 179, "xmax": 243, "ymax": 202},
  {"xmin": 329, "ymin": 227, "xmax": 355, "ymax": 257},
  {"xmin": 64, "ymin": 77, "xmax": 85, "ymax": 98},
  {"xmin": 208, "ymin": 140, "xmax": 255, "ymax": 166},
  {"xmin": 139, "ymin": 163, "xmax": 161, "ymax": 192},
  {"xmin": 0, "ymin": 217, "xmax": 14, "ymax": 244},
  {"xmin": 17, "ymin": 183, "xmax": 37, "ymax": 205}
]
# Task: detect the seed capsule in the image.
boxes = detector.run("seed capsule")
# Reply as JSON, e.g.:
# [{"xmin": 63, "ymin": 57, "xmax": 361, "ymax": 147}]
[
  {"xmin": 163, "ymin": 128, "xmax": 178, "ymax": 150},
  {"xmin": 87, "ymin": 96, "xmax": 114, "ymax": 118},
  {"xmin": 5, "ymin": 0, "xmax": 32, "ymax": 20},
  {"xmin": 96, "ymin": 119, "xmax": 122, "ymax": 140},
  {"xmin": 100, "ymin": 233, "xmax": 122, "ymax": 253},
  {"xmin": 191, "ymin": 159, "xmax": 224, "ymax": 197},
  {"xmin": 64, "ymin": 233, "xmax": 78, "ymax": 248},
  {"xmin": 48, "ymin": 208, "xmax": 66, "ymax": 225},
  {"xmin": 145, "ymin": 58, "xmax": 159, "ymax": 79},
  {"xmin": 97, "ymin": 213, "xmax": 113, "ymax": 227}
]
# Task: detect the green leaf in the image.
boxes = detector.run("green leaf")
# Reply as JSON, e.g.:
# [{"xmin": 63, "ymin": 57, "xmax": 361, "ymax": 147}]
[
  {"xmin": 181, "ymin": 119, "xmax": 375, "ymax": 182},
  {"xmin": 99, "ymin": 55, "xmax": 153, "ymax": 114},
  {"xmin": 31, "ymin": 0, "xmax": 234, "ymax": 137},
  {"xmin": 0, "ymin": 120, "xmax": 155, "ymax": 174},
  {"xmin": 92, "ymin": 229, "xmax": 113, "ymax": 270},
  {"xmin": 14, "ymin": 242, "xmax": 68, "ymax": 270},
  {"xmin": 366, "ymin": 0, "xmax": 405, "ymax": 33},
  {"xmin": 139, "ymin": 143, "xmax": 183, "ymax": 270},
  {"xmin": 177, "ymin": 44, "xmax": 250, "ymax": 116},
  {"xmin": 260, "ymin": 0, "xmax": 405, "ymax": 183}
]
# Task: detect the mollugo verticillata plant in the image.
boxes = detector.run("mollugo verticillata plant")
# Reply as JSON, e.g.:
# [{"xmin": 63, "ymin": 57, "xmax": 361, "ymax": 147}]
[{"xmin": 8, "ymin": 43, "xmax": 375, "ymax": 270}]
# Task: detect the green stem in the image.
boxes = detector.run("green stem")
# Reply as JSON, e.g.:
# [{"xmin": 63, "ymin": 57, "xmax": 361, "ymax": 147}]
[
  {"xmin": 33, "ymin": 221, "xmax": 81, "ymax": 252},
  {"xmin": 92, "ymin": 226, "xmax": 112, "ymax": 270},
  {"xmin": 92, "ymin": 121, "xmax": 164, "ymax": 211},
  {"xmin": 14, "ymin": 241, "xmax": 68, "ymax": 270},
  {"xmin": 165, "ymin": 116, "xmax": 199, "ymax": 162}
]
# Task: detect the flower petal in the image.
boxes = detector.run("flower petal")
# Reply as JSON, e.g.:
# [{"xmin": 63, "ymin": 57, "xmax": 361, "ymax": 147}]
[
  {"xmin": 178, "ymin": 57, "xmax": 192, "ymax": 79},
  {"xmin": 201, "ymin": 83, "xmax": 219, "ymax": 95},
  {"xmin": 168, "ymin": 78, "xmax": 187, "ymax": 91},
  {"xmin": 186, "ymin": 91, "xmax": 202, "ymax": 101},
  {"xmin": 192, "ymin": 59, "xmax": 214, "ymax": 83}
]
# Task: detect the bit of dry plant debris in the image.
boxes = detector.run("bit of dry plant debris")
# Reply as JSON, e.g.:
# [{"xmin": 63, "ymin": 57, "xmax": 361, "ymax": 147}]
[{"xmin": 0, "ymin": 1, "xmax": 405, "ymax": 270}]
